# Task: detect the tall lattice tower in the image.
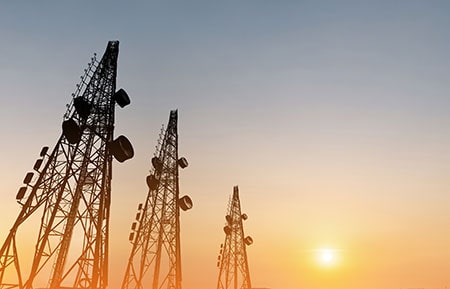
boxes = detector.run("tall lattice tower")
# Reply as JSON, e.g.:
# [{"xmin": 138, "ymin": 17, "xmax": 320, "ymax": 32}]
[
  {"xmin": 216, "ymin": 186, "xmax": 253, "ymax": 289},
  {"xmin": 121, "ymin": 110, "xmax": 192, "ymax": 289},
  {"xmin": 0, "ymin": 41, "xmax": 134, "ymax": 289}
]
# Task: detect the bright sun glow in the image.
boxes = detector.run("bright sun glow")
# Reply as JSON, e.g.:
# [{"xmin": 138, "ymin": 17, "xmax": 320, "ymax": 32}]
[{"xmin": 316, "ymin": 248, "xmax": 338, "ymax": 267}]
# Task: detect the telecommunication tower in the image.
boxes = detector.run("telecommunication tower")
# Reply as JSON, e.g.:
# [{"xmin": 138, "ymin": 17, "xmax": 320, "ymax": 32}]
[
  {"xmin": 216, "ymin": 186, "xmax": 253, "ymax": 289},
  {"xmin": 121, "ymin": 110, "xmax": 192, "ymax": 289},
  {"xmin": 0, "ymin": 41, "xmax": 134, "ymax": 289}
]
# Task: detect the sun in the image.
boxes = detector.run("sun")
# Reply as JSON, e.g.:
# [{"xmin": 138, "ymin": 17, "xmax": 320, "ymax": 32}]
[
  {"xmin": 316, "ymin": 248, "xmax": 338, "ymax": 267},
  {"xmin": 321, "ymin": 249, "xmax": 334, "ymax": 263}
]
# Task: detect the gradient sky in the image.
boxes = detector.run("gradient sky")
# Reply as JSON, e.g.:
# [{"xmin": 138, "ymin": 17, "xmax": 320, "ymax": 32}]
[{"xmin": 2, "ymin": 1, "xmax": 450, "ymax": 289}]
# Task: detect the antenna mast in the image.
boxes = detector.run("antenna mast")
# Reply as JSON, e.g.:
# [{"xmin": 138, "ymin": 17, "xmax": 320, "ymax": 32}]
[
  {"xmin": 0, "ymin": 41, "xmax": 134, "ymax": 289},
  {"xmin": 121, "ymin": 110, "xmax": 192, "ymax": 289},
  {"xmin": 216, "ymin": 186, "xmax": 253, "ymax": 289}
]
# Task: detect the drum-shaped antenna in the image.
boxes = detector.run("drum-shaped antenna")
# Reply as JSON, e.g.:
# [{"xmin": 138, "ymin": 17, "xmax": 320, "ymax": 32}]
[
  {"xmin": 109, "ymin": 135, "xmax": 134, "ymax": 162},
  {"xmin": 179, "ymin": 195, "xmax": 193, "ymax": 211},
  {"xmin": 62, "ymin": 118, "xmax": 82, "ymax": 144},
  {"xmin": 146, "ymin": 174, "xmax": 159, "ymax": 190},
  {"xmin": 225, "ymin": 215, "xmax": 232, "ymax": 224},
  {"xmin": 74, "ymin": 97, "xmax": 92, "ymax": 119},
  {"xmin": 151, "ymin": 156, "xmax": 163, "ymax": 172},
  {"xmin": 244, "ymin": 236, "xmax": 253, "ymax": 245},
  {"xmin": 223, "ymin": 225, "xmax": 231, "ymax": 235},
  {"xmin": 113, "ymin": 88, "xmax": 130, "ymax": 108},
  {"xmin": 178, "ymin": 157, "xmax": 188, "ymax": 169}
]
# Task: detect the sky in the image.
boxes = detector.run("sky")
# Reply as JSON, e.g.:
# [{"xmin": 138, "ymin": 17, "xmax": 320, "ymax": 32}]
[{"xmin": 1, "ymin": 1, "xmax": 450, "ymax": 288}]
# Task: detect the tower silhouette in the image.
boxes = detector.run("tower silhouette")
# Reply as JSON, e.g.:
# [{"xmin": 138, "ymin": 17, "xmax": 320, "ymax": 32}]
[
  {"xmin": 216, "ymin": 186, "xmax": 253, "ymax": 289},
  {"xmin": 0, "ymin": 41, "xmax": 133, "ymax": 289},
  {"xmin": 121, "ymin": 110, "xmax": 192, "ymax": 289}
]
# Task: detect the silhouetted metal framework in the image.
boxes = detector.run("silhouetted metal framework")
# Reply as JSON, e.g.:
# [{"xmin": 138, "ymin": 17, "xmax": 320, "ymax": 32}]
[
  {"xmin": 121, "ymin": 110, "xmax": 192, "ymax": 289},
  {"xmin": 0, "ymin": 41, "xmax": 134, "ymax": 289},
  {"xmin": 216, "ymin": 186, "xmax": 253, "ymax": 289}
]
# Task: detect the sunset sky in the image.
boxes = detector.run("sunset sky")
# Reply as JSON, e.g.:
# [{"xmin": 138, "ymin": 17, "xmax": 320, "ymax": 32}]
[{"xmin": 2, "ymin": 1, "xmax": 450, "ymax": 289}]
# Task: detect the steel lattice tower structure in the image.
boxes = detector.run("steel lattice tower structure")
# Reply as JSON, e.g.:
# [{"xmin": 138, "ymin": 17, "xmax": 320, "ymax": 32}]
[
  {"xmin": 216, "ymin": 186, "xmax": 253, "ymax": 289},
  {"xmin": 0, "ymin": 41, "xmax": 134, "ymax": 289},
  {"xmin": 121, "ymin": 110, "xmax": 192, "ymax": 289}
]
